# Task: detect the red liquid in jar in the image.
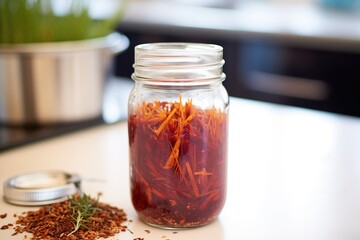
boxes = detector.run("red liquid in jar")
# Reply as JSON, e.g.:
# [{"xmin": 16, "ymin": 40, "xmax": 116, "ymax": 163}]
[{"xmin": 128, "ymin": 98, "xmax": 227, "ymax": 228}]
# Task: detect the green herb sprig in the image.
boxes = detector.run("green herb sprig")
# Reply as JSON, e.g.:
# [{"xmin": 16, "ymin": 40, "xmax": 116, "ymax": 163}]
[
  {"xmin": 67, "ymin": 193, "xmax": 101, "ymax": 236},
  {"xmin": 0, "ymin": 0, "xmax": 130, "ymax": 44}
]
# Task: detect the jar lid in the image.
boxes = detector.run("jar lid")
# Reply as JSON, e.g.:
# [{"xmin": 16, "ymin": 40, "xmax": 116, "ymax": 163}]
[{"xmin": 3, "ymin": 170, "xmax": 81, "ymax": 206}]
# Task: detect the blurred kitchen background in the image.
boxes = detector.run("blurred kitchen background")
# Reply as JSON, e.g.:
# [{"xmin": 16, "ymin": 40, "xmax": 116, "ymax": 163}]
[
  {"xmin": 1, "ymin": 0, "xmax": 360, "ymax": 150},
  {"xmin": 115, "ymin": 0, "xmax": 360, "ymax": 117}
]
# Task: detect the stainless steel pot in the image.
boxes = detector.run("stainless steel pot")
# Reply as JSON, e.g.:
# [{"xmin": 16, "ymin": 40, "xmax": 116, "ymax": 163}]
[{"xmin": 0, "ymin": 32, "xmax": 129, "ymax": 126}]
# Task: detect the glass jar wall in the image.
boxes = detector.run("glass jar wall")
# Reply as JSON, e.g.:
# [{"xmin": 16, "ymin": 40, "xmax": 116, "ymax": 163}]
[{"xmin": 128, "ymin": 42, "xmax": 229, "ymax": 228}]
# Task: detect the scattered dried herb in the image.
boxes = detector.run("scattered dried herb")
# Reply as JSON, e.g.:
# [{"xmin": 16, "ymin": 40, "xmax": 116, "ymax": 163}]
[
  {"xmin": 1, "ymin": 224, "xmax": 9, "ymax": 230},
  {"xmin": 7, "ymin": 193, "xmax": 127, "ymax": 239},
  {"xmin": 129, "ymin": 96, "xmax": 228, "ymax": 227}
]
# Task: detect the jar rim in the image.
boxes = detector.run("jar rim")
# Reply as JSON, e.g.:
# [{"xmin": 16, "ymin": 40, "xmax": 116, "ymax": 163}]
[
  {"xmin": 133, "ymin": 42, "xmax": 225, "ymax": 82},
  {"xmin": 135, "ymin": 42, "xmax": 223, "ymax": 54}
]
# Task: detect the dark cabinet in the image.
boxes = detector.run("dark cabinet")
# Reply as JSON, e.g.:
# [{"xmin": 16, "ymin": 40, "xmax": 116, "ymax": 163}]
[
  {"xmin": 114, "ymin": 29, "xmax": 360, "ymax": 117},
  {"xmin": 236, "ymin": 41, "xmax": 360, "ymax": 116}
]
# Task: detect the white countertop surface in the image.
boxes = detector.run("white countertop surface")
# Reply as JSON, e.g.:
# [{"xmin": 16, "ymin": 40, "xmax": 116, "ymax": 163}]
[
  {"xmin": 120, "ymin": 0, "xmax": 360, "ymax": 52},
  {"xmin": 1, "ymin": 97, "xmax": 360, "ymax": 239}
]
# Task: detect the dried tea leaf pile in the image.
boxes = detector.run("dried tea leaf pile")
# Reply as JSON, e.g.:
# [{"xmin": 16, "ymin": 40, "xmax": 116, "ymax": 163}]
[{"xmin": 5, "ymin": 194, "xmax": 127, "ymax": 240}]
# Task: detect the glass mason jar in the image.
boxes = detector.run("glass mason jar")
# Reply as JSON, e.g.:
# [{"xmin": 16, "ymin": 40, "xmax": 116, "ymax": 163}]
[{"xmin": 128, "ymin": 42, "xmax": 229, "ymax": 228}]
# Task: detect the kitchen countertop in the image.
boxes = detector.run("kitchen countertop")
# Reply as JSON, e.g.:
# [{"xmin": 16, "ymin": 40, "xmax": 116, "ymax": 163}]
[
  {"xmin": 1, "ymin": 97, "xmax": 360, "ymax": 239},
  {"xmin": 119, "ymin": 0, "xmax": 360, "ymax": 52}
]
